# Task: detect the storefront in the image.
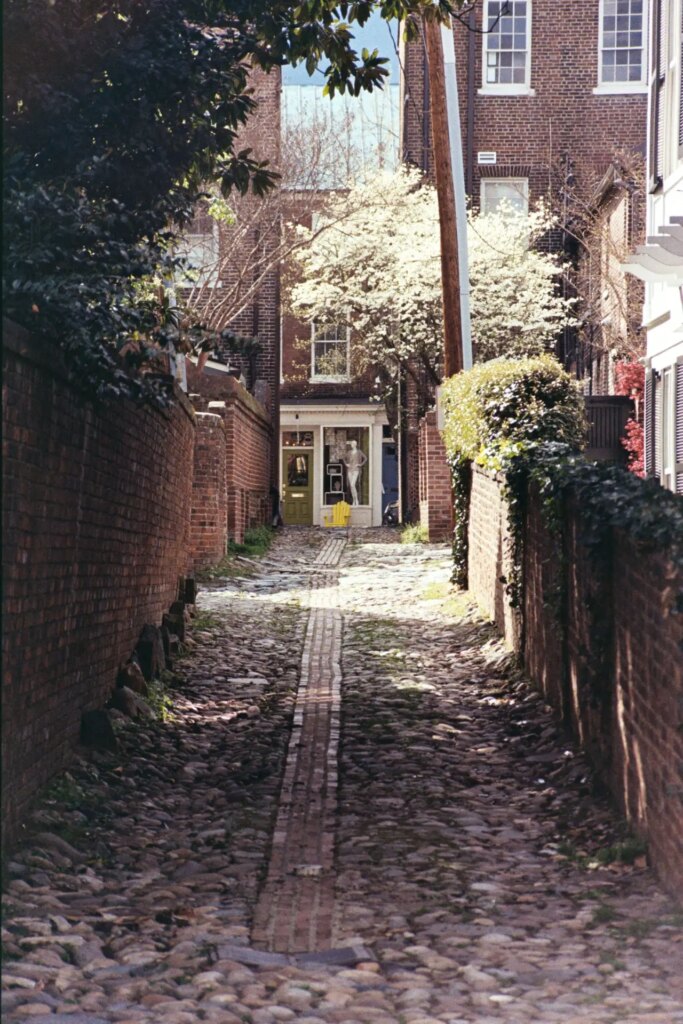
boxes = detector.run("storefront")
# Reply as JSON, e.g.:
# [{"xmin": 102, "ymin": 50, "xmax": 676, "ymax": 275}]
[{"xmin": 280, "ymin": 401, "xmax": 391, "ymax": 527}]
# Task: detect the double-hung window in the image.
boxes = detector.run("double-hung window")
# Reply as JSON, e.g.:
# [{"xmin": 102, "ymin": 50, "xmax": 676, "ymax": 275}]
[
  {"xmin": 482, "ymin": 1, "xmax": 532, "ymax": 93},
  {"xmin": 596, "ymin": 0, "xmax": 647, "ymax": 92},
  {"xmin": 311, "ymin": 323, "xmax": 350, "ymax": 381}
]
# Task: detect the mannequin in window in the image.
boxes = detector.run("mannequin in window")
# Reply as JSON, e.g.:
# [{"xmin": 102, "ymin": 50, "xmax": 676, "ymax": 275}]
[{"xmin": 343, "ymin": 440, "xmax": 367, "ymax": 506}]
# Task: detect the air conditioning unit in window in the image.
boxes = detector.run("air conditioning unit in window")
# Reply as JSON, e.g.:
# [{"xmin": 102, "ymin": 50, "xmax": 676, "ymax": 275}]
[{"xmin": 478, "ymin": 151, "xmax": 497, "ymax": 165}]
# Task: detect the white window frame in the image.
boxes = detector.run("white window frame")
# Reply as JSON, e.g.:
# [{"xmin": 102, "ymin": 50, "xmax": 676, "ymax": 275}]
[
  {"xmin": 310, "ymin": 322, "xmax": 351, "ymax": 382},
  {"xmin": 480, "ymin": 177, "xmax": 529, "ymax": 216},
  {"xmin": 594, "ymin": 0, "xmax": 648, "ymax": 94},
  {"xmin": 175, "ymin": 221, "xmax": 221, "ymax": 289},
  {"xmin": 479, "ymin": 0, "xmax": 535, "ymax": 96}
]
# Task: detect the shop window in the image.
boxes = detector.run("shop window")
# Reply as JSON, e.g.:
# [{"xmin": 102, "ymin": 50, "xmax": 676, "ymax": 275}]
[{"xmin": 323, "ymin": 427, "xmax": 369, "ymax": 505}]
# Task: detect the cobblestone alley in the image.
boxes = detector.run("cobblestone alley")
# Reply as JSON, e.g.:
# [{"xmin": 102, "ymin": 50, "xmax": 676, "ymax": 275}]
[{"xmin": 3, "ymin": 530, "xmax": 682, "ymax": 1024}]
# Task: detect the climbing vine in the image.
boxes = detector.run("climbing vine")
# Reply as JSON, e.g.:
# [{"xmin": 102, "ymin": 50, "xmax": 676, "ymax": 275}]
[
  {"xmin": 449, "ymin": 455, "xmax": 471, "ymax": 588},
  {"xmin": 441, "ymin": 358, "xmax": 683, "ymax": 632},
  {"xmin": 498, "ymin": 442, "xmax": 683, "ymax": 615}
]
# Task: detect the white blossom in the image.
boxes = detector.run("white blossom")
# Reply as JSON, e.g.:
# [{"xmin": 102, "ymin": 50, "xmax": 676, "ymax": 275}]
[{"xmin": 287, "ymin": 168, "xmax": 575, "ymax": 386}]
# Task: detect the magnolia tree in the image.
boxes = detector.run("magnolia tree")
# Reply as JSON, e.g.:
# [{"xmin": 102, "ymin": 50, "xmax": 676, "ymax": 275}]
[{"xmin": 286, "ymin": 167, "xmax": 575, "ymax": 402}]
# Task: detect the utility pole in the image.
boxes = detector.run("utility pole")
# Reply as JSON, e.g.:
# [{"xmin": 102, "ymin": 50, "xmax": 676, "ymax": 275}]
[{"xmin": 423, "ymin": 15, "xmax": 472, "ymax": 378}]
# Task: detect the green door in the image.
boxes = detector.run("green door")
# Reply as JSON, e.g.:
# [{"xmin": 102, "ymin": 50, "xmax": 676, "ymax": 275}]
[{"xmin": 282, "ymin": 448, "xmax": 313, "ymax": 525}]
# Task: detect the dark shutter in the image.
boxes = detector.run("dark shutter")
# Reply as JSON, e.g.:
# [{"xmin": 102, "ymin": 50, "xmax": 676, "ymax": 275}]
[
  {"xmin": 644, "ymin": 368, "xmax": 655, "ymax": 476},
  {"xmin": 676, "ymin": 359, "xmax": 683, "ymax": 494},
  {"xmin": 654, "ymin": 372, "xmax": 663, "ymax": 479}
]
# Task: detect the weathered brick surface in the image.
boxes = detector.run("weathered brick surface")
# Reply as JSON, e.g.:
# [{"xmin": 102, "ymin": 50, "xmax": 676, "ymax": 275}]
[
  {"xmin": 401, "ymin": 2, "xmax": 647, "ymax": 210},
  {"xmin": 187, "ymin": 364, "xmax": 272, "ymax": 545},
  {"xmin": 280, "ymin": 311, "xmax": 379, "ymax": 402},
  {"xmin": 468, "ymin": 466, "xmax": 683, "ymax": 896},
  {"xmin": 190, "ymin": 414, "xmax": 228, "ymax": 570},
  {"xmin": 2, "ymin": 323, "xmax": 195, "ymax": 848},
  {"xmin": 418, "ymin": 411, "xmax": 453, "ymax": 541},
  {"xmin": 467, "ymin": 467, "xmax": 520, "ymax": 645}
]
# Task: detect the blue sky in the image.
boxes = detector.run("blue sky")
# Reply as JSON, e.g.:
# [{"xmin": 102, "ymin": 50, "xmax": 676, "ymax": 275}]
[{"xmin": 282, "ymin": 11, "xmax": 400, "ymax": 87}]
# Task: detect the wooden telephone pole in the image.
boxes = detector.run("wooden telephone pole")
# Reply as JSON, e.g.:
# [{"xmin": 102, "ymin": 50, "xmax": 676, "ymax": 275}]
[{"xmin": 423, "ymin": 16, "xmax": 465, "ymax": 379}]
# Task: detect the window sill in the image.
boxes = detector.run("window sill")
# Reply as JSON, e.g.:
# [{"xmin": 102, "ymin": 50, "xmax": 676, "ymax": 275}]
[
  {"xmin": 593, "ymin": 83, "xmax": 647, "ymax": 95},
  {"xmin": 478, "ymin": 86, "xmax": 536, "ymax": 97},
  {"xmin": 176, "ymin": 281, "xmax": 223, "ymax": 289},
  {"xmin": 309, "ymin": 376, "xmax": 351, "ymax": 383}
]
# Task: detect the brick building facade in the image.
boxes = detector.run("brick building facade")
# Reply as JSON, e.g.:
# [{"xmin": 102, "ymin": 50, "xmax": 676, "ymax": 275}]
[
  {"xmin": 400, "ymin": 1, "xmax": 648, "ymax": 387},
  {"xmin": 179, "ymin": 65, "xmax": 282, "ymax": 468},
  {"xmin": 277, "ymin": 71, "xmax": 402, "ymax": 528}
]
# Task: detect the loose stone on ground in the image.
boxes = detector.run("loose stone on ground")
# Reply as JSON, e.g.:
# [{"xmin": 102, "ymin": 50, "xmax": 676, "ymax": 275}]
[{"xmin": 3, "ymin": 528, "xmax": 682, "ymax": 1023}]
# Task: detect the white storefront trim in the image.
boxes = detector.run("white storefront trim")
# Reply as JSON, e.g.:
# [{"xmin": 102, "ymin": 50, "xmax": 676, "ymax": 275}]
[{"xmin": 281, "ymin": 402, "xmax": 388, "ymax": 527}]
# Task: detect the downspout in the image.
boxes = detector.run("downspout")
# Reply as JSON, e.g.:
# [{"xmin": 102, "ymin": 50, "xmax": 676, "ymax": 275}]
[
  {"xmin": 422, "ymin": 30, "xmax": 431, "ymax": 173},
  {"xmin": 466, "ymin": 8, "xmax": 475, "ymax": 195}
]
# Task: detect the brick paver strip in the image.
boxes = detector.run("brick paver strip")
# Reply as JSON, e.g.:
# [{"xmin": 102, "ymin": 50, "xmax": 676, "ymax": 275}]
[{"xmin": 251, "ymin": 535, "xmax": 346, "ymax": 953}]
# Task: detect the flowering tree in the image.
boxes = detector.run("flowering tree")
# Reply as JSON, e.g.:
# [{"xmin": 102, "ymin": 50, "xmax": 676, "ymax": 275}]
[
  {"xmin": 468, "ymin": 204, "xmax": 576, "ymax": 361},
  {"xmin": 286, "ymin": 168, "xmax": 575, "ymax": 402},
  {"xmin": 287, "ymin": 167, "xmax": 442, "ymax": 399},
  {"xmin": 180, "ymin": 90, "xmax": 397, "ymax": 339}
]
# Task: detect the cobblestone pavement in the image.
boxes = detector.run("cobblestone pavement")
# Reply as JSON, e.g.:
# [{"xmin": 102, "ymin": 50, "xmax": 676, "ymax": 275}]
[{"xmin": 3, "ymin": 529, "xmax": 682, "ymax": 1024}]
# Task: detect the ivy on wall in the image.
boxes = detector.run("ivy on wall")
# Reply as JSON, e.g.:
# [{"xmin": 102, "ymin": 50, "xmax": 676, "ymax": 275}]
[{"xmin": 441, "ymin": 357, "xmax": 683, "ymax": 621}]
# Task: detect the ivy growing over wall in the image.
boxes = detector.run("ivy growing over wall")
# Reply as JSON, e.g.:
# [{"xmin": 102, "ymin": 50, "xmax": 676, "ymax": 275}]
[
  {"xmin": 441, "ymin": 356, "xmax": 588, "ymax": 593},
  {"xmin": 505, "ymin": 443, "xmax": 683, "ymax": 600},
  {"xmin": 440, "ymin": 356, "xmax": 682, "ymax": 620}
]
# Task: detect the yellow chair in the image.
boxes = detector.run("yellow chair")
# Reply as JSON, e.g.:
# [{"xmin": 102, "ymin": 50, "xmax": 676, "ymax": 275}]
[{"xmin": 323, "ymin": 500, "xmax": 351, "ymax": 528}]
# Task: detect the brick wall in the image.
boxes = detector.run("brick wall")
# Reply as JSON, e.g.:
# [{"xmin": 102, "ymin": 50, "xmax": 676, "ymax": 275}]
[
  {"xmin": 401, "ymin": 2, "xmax": 648, "ymax": 212},
  {"xmin": 2, "ymin": 323, "xmax": 195, "ymax": 848},
  {"xmin": 190, "ymin": 413, "xmax": 228, "ymax": 570},
  {"xmin": 417, "ymin": 411, "xmax": 454, "ymax": 541},
  {"xmin": 466, "ymin": 467, "xmax": 521, "ymax": 647},
  {"xmin": 280, "ymin": 310, "xmax": 380, "ymax": 402},
  {"xmin": 467, "ymin": 466, "xmax": 683, "ymax": 896},
  {"xmin": 187, "ymin": 364, "xmax": 272, "ymax": 544}
]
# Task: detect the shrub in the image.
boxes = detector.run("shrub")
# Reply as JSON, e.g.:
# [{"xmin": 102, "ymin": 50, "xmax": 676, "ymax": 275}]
[
  {"xmin": 441, "ymin": 356, "xmax": 588, "ymax": 588},
  {"xmin": 441, "ymin": 355, "xmax": 588, "ymax": 466},
  {"xmin": 228, "ymin": 525, "xmax": 273, "ymax": 558},
  {"xmin": 614, "ymin": 360, "xmax": 645, "ymax": 477}
]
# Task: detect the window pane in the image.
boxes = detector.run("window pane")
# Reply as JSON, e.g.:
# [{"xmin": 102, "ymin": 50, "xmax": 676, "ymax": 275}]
[
  {"xmin": 484, "ymin": 0, "xmax": 528, "ymax": 85},
  {"xmin": 312, "ymin": 324, "xmax": 349, "ymax": 378},
  {"xmin": 481, "ymin": 178, "xmax": 528, "ymax": 215},
  {"xmin": 323, "ymin": 427, "xmax": 370, "ymax": 505},
  {"xmin": 601, "ymin": 0, "xmax": 644, "ymax": 85}
]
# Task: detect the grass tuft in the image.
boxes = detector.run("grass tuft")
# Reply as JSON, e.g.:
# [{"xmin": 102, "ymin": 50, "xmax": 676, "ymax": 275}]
[{"xmin": 400, "ymin": 523, "xmax": 429, "ymax": 544}]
